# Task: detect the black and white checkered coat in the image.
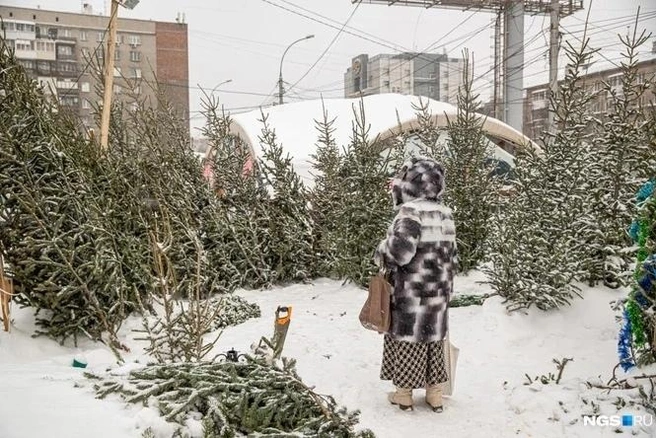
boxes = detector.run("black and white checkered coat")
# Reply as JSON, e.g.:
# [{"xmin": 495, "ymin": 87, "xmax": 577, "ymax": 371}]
[{"xmin": 374, "ymin": 158, "xmax": 457, "ymax": 343}]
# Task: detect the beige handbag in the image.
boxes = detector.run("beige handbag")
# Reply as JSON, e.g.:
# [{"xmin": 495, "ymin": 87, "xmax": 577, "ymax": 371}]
[
  {"xmin": 440, "ymin": 333, "xmax": 460, "ymax": 396},
  {"xmin": 359, "ymin": 271, "xmax": 392, "ymax": 334}
]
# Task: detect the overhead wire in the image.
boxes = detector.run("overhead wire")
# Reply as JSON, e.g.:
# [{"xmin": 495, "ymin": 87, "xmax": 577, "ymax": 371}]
[
  {"xmin": 286, "ymin": 2, "xmax": 361, "ymax": 93},
  {"xmin": 191, "ymin": 3, "xmax": 656, "ymax": 117}
]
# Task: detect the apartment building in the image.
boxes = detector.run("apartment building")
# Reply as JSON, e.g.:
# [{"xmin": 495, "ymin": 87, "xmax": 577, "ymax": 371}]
[
  {"xmin": 344, "ymin": 52, "xmax": 465, "ymax": 104},
  {"xmin": 523, "ymin": 56, "xmax": 656, "ymax": 140},
  {"xmin": 0, "ymin": 4, "xmax": 189, "ymax": 132}
]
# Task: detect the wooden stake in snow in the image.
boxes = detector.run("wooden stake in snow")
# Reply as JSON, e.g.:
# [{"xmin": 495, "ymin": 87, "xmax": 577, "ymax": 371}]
[{"xmin": 0, "ymin": 255, "xmax": 14, "ymax": 332}]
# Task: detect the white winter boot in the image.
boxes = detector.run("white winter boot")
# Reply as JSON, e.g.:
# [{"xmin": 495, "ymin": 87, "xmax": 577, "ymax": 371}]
[
  {"xmin": 387, "ymin": 387, "xmax": 413, "ymax": 411},
  {"xmin": 426, "ymin": 385, "xmax": 443, "ymax": 413}
]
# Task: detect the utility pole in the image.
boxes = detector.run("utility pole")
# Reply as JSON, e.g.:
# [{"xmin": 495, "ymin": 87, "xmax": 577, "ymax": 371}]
[
  {"xmin": 99, "ymin": 0, "xmax": 139, "ymax": 150},
  {"xmin": 100, "ymin": 0, "xmax": 119, "ymax": 150},
  {"xmin": 493, "ymin": 8, "xmax": 502, "ymax": 120},
  {"xmin": 503, "ymin": 0, "xmax": 524, "ymax": 133},
  {"xmin": 547, "ymin": 0, "xmax": 560, "ymax": 132},
  {"xmin": 278, "ymin": 72, "xmax": 284, "ymax": 105}
]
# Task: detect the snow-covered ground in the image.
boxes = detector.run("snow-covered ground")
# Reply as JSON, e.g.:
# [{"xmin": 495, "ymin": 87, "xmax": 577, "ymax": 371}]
[{"xmin": 1, "ymin": 271, "xmax": 654, "ymax": 438}]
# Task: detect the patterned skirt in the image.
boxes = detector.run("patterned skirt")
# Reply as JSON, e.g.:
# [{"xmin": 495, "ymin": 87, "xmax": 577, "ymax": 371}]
[{"xmin": 380, "ymin": 334, "xmax": 448, "ymax": 389}]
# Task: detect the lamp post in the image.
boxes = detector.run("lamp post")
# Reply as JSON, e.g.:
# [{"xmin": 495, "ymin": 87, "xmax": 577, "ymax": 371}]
[
  {"xmin": 100, "ymin": 0, "xmax": 140, "ymax": 150},
  {"xmin": 278, "ymin": 34, "xmax": 314, "ymax": 105}
]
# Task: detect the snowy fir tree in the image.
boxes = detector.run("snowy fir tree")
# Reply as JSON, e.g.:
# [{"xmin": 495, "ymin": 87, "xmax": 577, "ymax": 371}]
[
  {"xmin": 310, "ymin": 101, "xmax": 399, "ymax": 286},
  {"xmin": 200, "ymin": 96, "xmax": 274, "ymax": 289},
  {"xmin": 584, "ymin": 20, "xmax": 656, "ymax": 288},
  {"xmin": 0, "ymin": 37, "xmax": 130, "ymax": 354},
  {"xmin": 413, "ymin": 52, "xmax": 501, "ymax": 272},
  {"xmin": 485, "ymin": 34, "xmax": 598, "ymax": 311},
  {"xmin": 309, "ymin": 105, "xmax": 343, "ymax": 276},
  {"xmin": 0, "ymin": 39, "xmax": 261, "ymax": 359},
  {"xmin": 257, "ymin": 112, "xmax": 315, "ymax": 283}
]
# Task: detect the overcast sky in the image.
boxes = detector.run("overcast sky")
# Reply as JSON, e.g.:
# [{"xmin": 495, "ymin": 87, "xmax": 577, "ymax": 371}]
[{"xmin": 4, "ymin": 0, "xmax": 655, "ymax": 135}]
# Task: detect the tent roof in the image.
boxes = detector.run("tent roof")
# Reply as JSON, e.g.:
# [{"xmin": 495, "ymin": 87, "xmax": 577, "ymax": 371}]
[{"xmin": 221, "ymin": 93, "xmax": 534, "ymax": 185}]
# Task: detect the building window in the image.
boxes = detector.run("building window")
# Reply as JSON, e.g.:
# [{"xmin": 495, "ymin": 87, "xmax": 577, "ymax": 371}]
[
  {"xmin": 113, "ymin": 67, "xmax": 122, "ymax": 77},
  {"xmin": 57, "ymin": 45, "xmax": 73, "ymax": 56},
  {"xmin": 37, "ymin": 61, "xmax": 51, "ymax": 72},
  {"xmin": 113, "ymin": 84, "xmax": 121, "ymax": 94},
  {"xmin": 80, "ymin": 30, "xmax": 87, "ymax": 41},
  {"xmin": 97, "ymin": 31, "xmax": 104, "ymax": 42},
  {"xmin": 15, "ymin": 40, "xmax": 34, "ymax": 51},
  {"xmin": 81, "ymin": 47, "xmax": 90, "ymax": 58},
  {"xmin": 114, "ymin": 50, "xmax": 120, "ymax": 61},
  {"xmin": 61, "ymin": 28, "xmax": 72, "ymax": 38},
  {"xmin": 128, "ymin": 34, "xmax": 141, "ymax": 46},
  {"xmin": 18, "ymin": 59, "xmax": 35, "ymax": 70},
  {"xmin": 82, "ymin": 99, "xmax": 90, "ymax": 109},
  {"xmin": 59, "ymin": 96, "xmax": 78, "ymax": 106},
  {"xmin": 130, "ymin": 51, "xmax": 142, "ymax": 62},
  {"xmin": 81, "ymin": 82, "xmax": 90, "ymax": 92},
  {"xmin": 59, "ymin": 62, "xmax": 77, "ymax": 73},
  {"xmin": 132, "ymin": 68, "xmax": 142, "ymax": 79}
]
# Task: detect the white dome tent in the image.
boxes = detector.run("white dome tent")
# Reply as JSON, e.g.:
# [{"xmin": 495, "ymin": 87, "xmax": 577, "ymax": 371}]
[{"xmin": 206, "ymin": 93, "xmax": 537, "ymax": 186}]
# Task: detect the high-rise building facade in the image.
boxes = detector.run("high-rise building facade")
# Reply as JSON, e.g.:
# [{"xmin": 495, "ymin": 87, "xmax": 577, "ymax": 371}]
[
  {"xmin": 344, "ymin": 52, "xmax": 465, "ymax": 104},
  {"xmin": 523, "ymin": 56, "xmax": 656, "ymax": 140},
  {"xmin": 0, "ymin": 4, "xmax": 189, "ymax": 132}
]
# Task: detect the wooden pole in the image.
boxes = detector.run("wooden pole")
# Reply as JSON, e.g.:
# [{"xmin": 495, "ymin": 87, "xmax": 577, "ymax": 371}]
[
  {"xmin": 100, "ymin": 0, "xmax": 119, "ymax": 150},
  {"xmin": 0, "ymin": 255, "xmax": 12, "ymax": 332},
  {"xmin": 547, "ymin": 0, "xmax": 560, "ymax": 133}
]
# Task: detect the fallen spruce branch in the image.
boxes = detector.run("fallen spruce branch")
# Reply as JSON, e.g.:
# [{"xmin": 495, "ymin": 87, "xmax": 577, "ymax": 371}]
[
  {"xmin": 587, "ymin": 369, "xmax": 656, "ymax": 391},
  {"xmin": 86, "ymin": 357, "xmax": 374, "ymax": 437},
  {"xmin": 524, "ymin": 357, "xmax": 574, "ymax": 385},
  {"xmin": 449, "ymin": 293, "xmax": 493, "ymax": 308}
]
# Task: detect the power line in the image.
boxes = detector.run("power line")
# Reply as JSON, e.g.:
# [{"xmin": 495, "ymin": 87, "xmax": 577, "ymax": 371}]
[
  {"xmin": 260, "ymin": 0, "xmax": 474, "ymax": 65},
  {"xmin": 292, "ymin": 9, "xmax": 656, "ymax": 97},
  {"xmin": 276, "ymin": 0, "xmax": 412, "ymax": 53},
  {"xmin": 294, "ymin": 14, "xmax": 490, "ymax": 95},
  {"xmin": 287, "ymin": 2, "xmax": 361, "ymax": 93}
]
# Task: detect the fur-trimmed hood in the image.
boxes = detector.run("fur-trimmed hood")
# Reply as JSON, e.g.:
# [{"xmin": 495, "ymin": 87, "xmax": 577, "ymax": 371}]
[{"xmin": 391, "ymin": 157, "xmax": 445, "ymax": 209}]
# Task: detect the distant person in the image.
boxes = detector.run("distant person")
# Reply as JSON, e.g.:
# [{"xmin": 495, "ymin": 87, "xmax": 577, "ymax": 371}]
[{"xmin": 374, "ymin": 157, "xmax": 457, "ymax": 412}]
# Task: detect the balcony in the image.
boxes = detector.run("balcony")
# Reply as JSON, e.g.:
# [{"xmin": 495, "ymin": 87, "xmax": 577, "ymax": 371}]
[
  {"xmin": 56, "ymin": 80, "xmax": 79, "ymax": 92},
  {"xmin": 2, "ymin": 21, "xmax": 36, "ymax": 41},
  {"xmin": 15, "ymin": 48, "xmax": 37, "ymax": 60},
  {"xmin": 56, "ymin": 44, "xmax": 77, "ymax": 61},
  {"xmin": 36, "ymin": 61, "xmax": 57, "ymax": 76},
  {"xmin": 57, "ymin": 61, "xmax": 78, "ymax": 78},
  {"xmin": 35, "ymin": 39, "xmax": 56, "ymax": 61}
]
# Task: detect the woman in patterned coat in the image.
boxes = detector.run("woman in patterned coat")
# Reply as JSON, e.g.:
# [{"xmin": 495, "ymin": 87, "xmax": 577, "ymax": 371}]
[{"xmin": 374, "ymin": 157, "xmax": 457, "ymax": 412}]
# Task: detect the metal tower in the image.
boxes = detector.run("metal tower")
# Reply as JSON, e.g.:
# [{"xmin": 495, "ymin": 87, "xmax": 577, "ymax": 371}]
[{"xmin": 352, "ymin": 0, "xmax": 583, "ymax": 134}]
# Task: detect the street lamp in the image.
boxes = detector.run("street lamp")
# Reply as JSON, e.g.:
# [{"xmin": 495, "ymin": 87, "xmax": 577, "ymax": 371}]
[
  {"xmin": 211, "ymin": 79, "xmax": 233, "ymax": 96},
  {"xmin": 278, "ymin": 34, "xmax": 314, "ymax": 105}
]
